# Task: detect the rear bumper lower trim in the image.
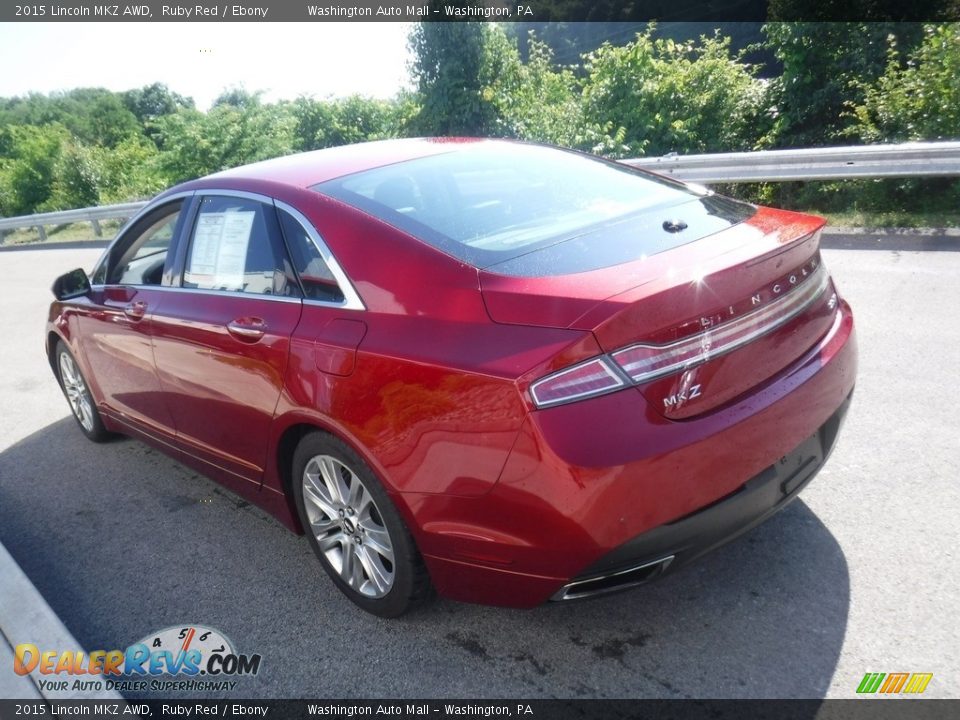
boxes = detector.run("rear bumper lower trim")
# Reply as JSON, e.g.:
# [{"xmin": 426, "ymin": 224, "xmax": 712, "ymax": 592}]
[{"xmin": 553, "ymin": 389, "xmax": 853, "ymax": 599}]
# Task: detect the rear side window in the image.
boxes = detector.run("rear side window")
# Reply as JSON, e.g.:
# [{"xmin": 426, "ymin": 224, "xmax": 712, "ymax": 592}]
[
  {"xmin": 277, "ymin": 209, "xmax": 345, "ymax": 304},
  {"xmin": 183, "ymin": 196, "xmax": 300, "ymax": 297}
]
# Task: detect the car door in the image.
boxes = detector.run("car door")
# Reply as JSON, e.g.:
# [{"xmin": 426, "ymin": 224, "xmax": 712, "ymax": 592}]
[
  {"xmin": 77, "ymin": 198, "xmax": 188, "ymax": 446},
  {"xmin": 149, "ymin": 191, "xmax": 303, "ymax": 488}
]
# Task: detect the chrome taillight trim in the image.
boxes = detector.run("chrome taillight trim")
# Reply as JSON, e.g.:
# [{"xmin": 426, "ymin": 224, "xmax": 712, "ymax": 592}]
[
  {"xmin": 611, "ymin": 264, "xmax": 831, "ymax": 385},
  {"xmin": 529, "ymin": 356, "xmax": 627, "ymax": 409},
  {"xmin": 530, "ymin": 264, "xmax": 831, "ymax": 409}
]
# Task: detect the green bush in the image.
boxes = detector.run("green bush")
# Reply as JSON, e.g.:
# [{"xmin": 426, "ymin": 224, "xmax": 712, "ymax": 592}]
[
  {"xmin": 852, "ymin": 23, "xmax": 960, "ymax": 142},
  {"xmin": 152, "ymin": 99, "xmax": 297, "ymax": 184},
  {"xmin": 292, "ymin": 95, "xmax": 413, "ymax": 151},
  {"xmin": 579, "ymin": 28, "xmax": 771, "ymax": 158},
  {"xmin": 491, "ymin": 34, "xmax": 583, "ymax": 147},
  {"xmin": 0, "ymin": 123, "xmax": 71, "ymax": 215}
]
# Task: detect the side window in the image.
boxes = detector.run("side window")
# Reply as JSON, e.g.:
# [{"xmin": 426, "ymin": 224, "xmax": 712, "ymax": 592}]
[
  {"xmin": 277, "ymin": 209, "xmax": 346, "ymax": 304},
  {"xmin": 107, "ymin": 202, "xmax": 182, "ymax": 286},
  {"xmin": 183, "ymin": 196, "xmax": 300, "ymax": 297}
]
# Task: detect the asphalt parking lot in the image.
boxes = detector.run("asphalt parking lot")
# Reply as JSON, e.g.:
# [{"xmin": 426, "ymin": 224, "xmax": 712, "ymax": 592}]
[{"xmin": 1, "ymin": 235, "xmax": 958, "ymax": 699}]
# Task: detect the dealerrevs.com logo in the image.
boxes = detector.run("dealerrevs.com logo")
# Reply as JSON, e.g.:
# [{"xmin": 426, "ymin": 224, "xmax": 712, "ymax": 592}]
[{"xmin": 13, "ymin": 625, "xmax": 262, "ymax": 693}]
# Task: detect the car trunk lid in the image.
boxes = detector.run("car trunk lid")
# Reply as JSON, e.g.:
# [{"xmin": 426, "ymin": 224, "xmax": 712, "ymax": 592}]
[{"xmin": 480, "ymin": 205, "xmax": 836, "ymax": 419}]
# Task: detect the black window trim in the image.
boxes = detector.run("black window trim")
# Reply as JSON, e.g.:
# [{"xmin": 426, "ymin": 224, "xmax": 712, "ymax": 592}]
[
  {"xmin": 179, "ymin": 190, "xmax": 303, "ymax": 301},
  {"xmin": 90, "ymin": 189, "xmax": 365, "ymax": 311},
  {"xmin": 273, "ymin": 199, "xmax": 365, "ymax": 311},
  {"xmin": 90, "ymin": 191, "xmax": 194, "ymax": 289}
]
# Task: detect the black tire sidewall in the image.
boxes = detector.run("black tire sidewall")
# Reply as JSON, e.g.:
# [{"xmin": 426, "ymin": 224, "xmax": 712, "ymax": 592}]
[{"xmin": 292, "ymin": 431, "xmax": 426, "ymax": 618}]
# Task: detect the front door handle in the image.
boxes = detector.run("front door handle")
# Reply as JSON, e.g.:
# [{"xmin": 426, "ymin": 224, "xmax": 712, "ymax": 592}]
[
  {"xmin": 227, "ymin": 317, "xmax": 266, "ymax": 342},
  {"xmin": 123, "ymin": 301, "xmax": 147, "ymax": 320}
]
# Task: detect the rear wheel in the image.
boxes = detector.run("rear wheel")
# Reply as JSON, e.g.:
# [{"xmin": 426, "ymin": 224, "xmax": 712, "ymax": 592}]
[
  {"xmin": 292, "ymin": 431, "xmax": 433, "ymax": 617},
  {"xmin": 56, "ymin": 341, "xmax": 111, "ymax": 442}
]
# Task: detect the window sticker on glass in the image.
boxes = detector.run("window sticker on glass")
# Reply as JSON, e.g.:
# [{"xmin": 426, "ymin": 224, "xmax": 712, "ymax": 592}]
[{"xmin": 189, "ymin": 210, "xmax": 255, "ymax": 290}]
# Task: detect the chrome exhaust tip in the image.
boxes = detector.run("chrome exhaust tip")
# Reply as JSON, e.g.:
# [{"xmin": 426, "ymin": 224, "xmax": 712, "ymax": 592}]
[{"xmin": 550, "ymin": 555, "xmax": 675, "ymax": 601}]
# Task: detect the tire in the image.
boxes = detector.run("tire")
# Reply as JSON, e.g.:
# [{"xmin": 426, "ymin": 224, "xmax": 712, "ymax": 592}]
[
  {"xmin": 55, "ymin": 340, "xmax": 111, "ymax": 443},
  {"xmin": 292, "ymin": 431, "xmax": 433, "ymax": 617}
]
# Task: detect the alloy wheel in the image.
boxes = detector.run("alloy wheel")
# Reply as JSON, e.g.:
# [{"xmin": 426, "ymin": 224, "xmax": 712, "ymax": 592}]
[
  {"xmin": 59, "ymin": 351, "xmax": 95, "ymax": 432},
  {"xmin": 301, "ymin": 454, "xmax": 395, "ymax": 598}
]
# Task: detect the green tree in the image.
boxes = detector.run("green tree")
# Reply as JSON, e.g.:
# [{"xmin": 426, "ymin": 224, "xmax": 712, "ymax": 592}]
[
  {"xmin": 763, "ymin": 22, "xmax": 924, "ymax": 147},
  {"xmin": 292, "ymin": 95, "xmax": 412, "ymax": 151},
  {"xmin": 0, "ymin": 123, "xmax": 71, "ymax": 215},
  {"xmin": 491, "ymin": 33, "xmax": 582, "ymax": 146},
  {"xmin": 408, "ymin": 19, "xmax": 512, "ymax": 135},
  {"xmin": 123, "ymin": 82, "xmax": 194, "ymax": 123},
  {"xmin": 0, "ymin": 88, "xmax": 141, "ymax": 148},
  {"xmin": 152, "ymin": 101, "xmax": 296, "ymax": 183},
  {"xmin": 580, "ymin": 28, "xmax": 770, "ymax": 157},
  {"xmin": 852, "ymin": 23, "xmax": 960, "ymax": 142},
  {"xmin": 43, "ymin": 140, "xmax": 101, "ymax": 211},
  {"xmin": 93, "ymin": 136, "xmax": 164, "ymax": 203}
]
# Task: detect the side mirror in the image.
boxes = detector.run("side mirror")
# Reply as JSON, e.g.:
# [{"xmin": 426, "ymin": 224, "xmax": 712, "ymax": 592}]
[{"xmin": 52, "ymin": 268, "xmax": 92, "ymax": 300}]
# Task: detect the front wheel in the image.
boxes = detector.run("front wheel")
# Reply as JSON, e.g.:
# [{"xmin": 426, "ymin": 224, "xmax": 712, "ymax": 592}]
[
  {"xmin": 56, "ymin": 341, "xmax": 111, "ymax": 442},
  {"xmin": 292, "ymin": 431, "xmax": 433, "ymax": 617}
]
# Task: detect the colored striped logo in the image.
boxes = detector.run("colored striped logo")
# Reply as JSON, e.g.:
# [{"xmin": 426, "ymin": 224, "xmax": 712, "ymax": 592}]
[{"xmin": 857, "ymin": 672, "xmax": 933, "ymax": 694}]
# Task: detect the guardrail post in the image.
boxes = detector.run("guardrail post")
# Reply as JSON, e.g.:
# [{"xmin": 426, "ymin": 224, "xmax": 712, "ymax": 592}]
[
  {"xmin": 36, "ymin": 225, "xmax": 47, "ymax": 242},
  {"xmin": 91, "ymin": 219, "xmax": 103, "ymax": 237}
]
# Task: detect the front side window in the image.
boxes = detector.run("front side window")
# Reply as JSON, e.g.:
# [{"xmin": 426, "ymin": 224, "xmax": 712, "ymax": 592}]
[
  {"xmin": 105, "ymin": 202, "xmax": 182, "ymax": 286},
  {"xmin": 183, "ymin": 196, "xmax": 299, "ymax": 297}
]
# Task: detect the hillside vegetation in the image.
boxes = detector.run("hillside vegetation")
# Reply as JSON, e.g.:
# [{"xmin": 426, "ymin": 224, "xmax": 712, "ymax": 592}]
[{"xmin": 1, "ymin": 23, "xmax": 957, "ymax": 220}]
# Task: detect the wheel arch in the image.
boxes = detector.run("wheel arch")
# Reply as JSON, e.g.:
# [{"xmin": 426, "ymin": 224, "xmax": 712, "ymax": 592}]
[
  {"xmin": 269, "ymin": 413, "xmax": 420, "ymax": 540},
  {"xmin": 47, "ymin": 330, "xmax": 64, "ymax": 379}
]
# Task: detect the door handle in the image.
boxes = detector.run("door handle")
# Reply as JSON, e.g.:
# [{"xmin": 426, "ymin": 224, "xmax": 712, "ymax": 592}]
[
  {"xmin": 123, "ymin": 301, "xmax": 147, "ymax": 320},
  {"xmin": 227, "ymin": 317, "xmax": 266, "ymax": 342}
]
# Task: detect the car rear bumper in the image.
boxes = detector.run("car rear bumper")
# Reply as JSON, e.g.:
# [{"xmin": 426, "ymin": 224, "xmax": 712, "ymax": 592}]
[
  {"xmin": 412, "ymin": 301, "xmax": 857, "ymax": 607},
  {"xmin": 550, "ymin": 389, "xmax": 851, "ymax": 601}
]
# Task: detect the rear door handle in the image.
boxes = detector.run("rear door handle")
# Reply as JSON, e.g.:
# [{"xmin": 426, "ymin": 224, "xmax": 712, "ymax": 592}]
[
  {"xmin": 227, "ymin": 317, "xmax": 266, "ymax": 342},
  {"xmin": 123, "ymin": 301, "xmax": 147, "ymax": 320}
]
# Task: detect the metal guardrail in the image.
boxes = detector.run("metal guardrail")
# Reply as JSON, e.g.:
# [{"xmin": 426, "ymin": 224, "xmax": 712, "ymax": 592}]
[
  {"xmin": 1, "ymin": 141, "xmax": 959, "ymax": 245},
  {"xmin": 0, "ymin": 200, "xmax": 147, "ymax": 242},
  {"xmin": 624, "ymin": 141, "xmax": 960, "ymax": 183}
]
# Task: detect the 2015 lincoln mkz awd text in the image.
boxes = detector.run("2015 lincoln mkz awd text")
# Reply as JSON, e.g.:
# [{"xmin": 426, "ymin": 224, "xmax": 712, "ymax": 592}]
[{"xmin": 46, "ymin": 139, "xmax": 857, "ymax": 617}]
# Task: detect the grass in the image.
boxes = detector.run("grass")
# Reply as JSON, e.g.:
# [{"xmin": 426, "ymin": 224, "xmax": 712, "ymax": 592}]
[
  {"xmin": 814, "ymin": 209, "xmax": 960, "ymax": 229},
  {"xmin": 1, "ymin": 219, "xmax": 124, "ymax": 246}
]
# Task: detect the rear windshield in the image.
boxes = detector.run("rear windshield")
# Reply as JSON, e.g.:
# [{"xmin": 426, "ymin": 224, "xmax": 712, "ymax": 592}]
[{"xmin": 312, "ymin": 143, "xmax": 708, "ymax": 268}]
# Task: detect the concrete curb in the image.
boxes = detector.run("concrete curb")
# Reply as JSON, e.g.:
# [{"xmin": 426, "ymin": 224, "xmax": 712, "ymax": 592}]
[{"xmin": 0, "ymin": 542, "xmax": 123, "ymax": 700}]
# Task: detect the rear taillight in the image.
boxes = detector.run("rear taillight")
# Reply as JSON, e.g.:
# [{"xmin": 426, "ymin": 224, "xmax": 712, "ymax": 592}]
[
  {"xmin": 529, "ymin": 357, "xmax": 626, "ymax": 408},
  {"xmin": 529, "ymin": 263, "xmax": 831, "ymax": 408},
  {"xmin": 612, "ymin": 264, "xmax": 829, "ymax": 384}
]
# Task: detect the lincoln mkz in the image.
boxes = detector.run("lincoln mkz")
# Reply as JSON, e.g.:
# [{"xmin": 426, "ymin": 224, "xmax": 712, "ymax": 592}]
[{"xmin": 47, "ymin": 139, "xmax": 857, "ymax": 616}]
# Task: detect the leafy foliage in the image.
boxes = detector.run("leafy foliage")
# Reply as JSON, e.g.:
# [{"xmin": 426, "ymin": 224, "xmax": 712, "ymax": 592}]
[
  {"xmin": 407, "ymin": 20, "xmax": 518, "ymax": 136},
  {"xmin": 580, "ymin": 29, "xmax": 770, "ymax": 157},
  {"xmin": 1, "ymin": 22, "xmax": 957, "ymax": 221},
  {"xmin": 0, "ymin": 123, "xmax": 71, "ymax": 215},
  {"xmin": 292, "ymin": 95, "xmax": 414, "ymax": 151},
  {"xmin": 151, "ymin": 97, "xmax": 296, "ymax": 183},
  {"xmin": 852, "ymin": 23, "xmax": 960, "ymax": 142},
  {"xmin": 492, "ymin": 34, "xmax": 583, "ymax": 146},
  {"xmin": 763, "ymin": 22, "xmax": 924, "ymax": 147}
]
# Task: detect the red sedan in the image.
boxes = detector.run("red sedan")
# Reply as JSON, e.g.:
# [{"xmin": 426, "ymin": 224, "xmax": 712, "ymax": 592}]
[{"xmin": 46, "ymin": 139, "xmax": 857, "ymax": 617}]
